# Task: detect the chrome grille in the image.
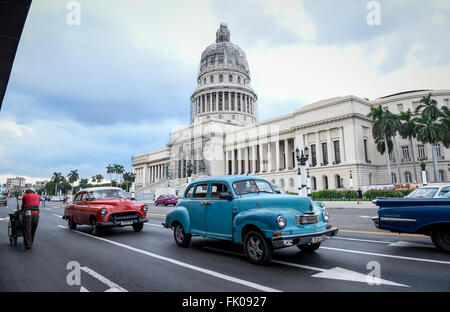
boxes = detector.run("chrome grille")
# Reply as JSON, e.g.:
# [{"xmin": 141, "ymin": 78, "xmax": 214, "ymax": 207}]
[{"xmin": 296, "ymin": 214, "xmax": 319, "ymax": 225}]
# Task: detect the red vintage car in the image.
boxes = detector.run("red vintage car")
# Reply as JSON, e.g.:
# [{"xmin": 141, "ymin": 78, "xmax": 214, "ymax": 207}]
[
  {"xmin": 154, "ymin": 194, "xmax": 178, "ymax": 206},
  {"xmin": 63, "ymin": 187, "xmax": 148, "ymax": 235}
]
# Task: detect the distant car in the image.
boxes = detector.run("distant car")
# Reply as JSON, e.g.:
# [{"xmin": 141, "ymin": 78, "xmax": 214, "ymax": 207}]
[
  {"xmin": 405, "ymin": 184, "xmax": 450, "ymax": 199},
  {"xmin": 163, "ymin": 175, "xmax": 337, "ymax": 265},
  {"xmin": 0, "ymin": 196, "xmax": 7, "ymax": 206},
  {"xmin": 63, "ymin": 187, "xmax": 148, "ymax": 235},
  {"xmin": 155, "ymin": 194, "xmax": 178, "ymax": 206}
]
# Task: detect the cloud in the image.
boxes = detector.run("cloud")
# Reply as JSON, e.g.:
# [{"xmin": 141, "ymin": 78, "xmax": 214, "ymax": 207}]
[{"xmin": 0, "ymin": 120, "xmax": 34, "ymax": 137}]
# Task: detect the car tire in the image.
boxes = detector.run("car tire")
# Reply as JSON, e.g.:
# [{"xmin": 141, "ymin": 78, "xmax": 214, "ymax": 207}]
[
  {"xmin": 174, "ymin": 223, "xmax": 191, "ymax": 247},
  {"xmin": 431, "ymin": 226, "xmax": 450, "ymax": 253},
  {"xmin": 132, "ymin": 222, "xmax": 144, "ymax": 232},
  {"xmin": 297, "ymin": 242, "xmax": 321, "ymax": 253},
  {"xmin": 90, "ymin": 218, "xmax": 100, "ymax": 236},
  {"xmin": 244, "ymin": 231, "xmax": 273, "ymax": 265},
  {"xmin": 68, "ymin": 217, "xmax": 77, "ymax": 230}
]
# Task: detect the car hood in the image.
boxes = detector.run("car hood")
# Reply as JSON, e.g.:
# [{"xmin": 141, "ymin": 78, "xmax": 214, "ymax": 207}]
[
  {"xmin": 237, "ymin": 193, "xmax": 314, "ymax": 214},
  {"xmin": 89, "ymin": 198, "xmax": 141, "ymax": 213}
]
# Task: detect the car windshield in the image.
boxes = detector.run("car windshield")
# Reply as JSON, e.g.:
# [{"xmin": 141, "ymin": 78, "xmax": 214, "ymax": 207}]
[
  {"xmin": 406, "ymin": 187, "xmax": 439, "ymax": 198},
  {"xmin": 233, "ymin": 179, "xmax": 274, "ymax": 195},
  {"xmin": 88, "ymin": 189, "xmax": 125, "ymax": 200}
]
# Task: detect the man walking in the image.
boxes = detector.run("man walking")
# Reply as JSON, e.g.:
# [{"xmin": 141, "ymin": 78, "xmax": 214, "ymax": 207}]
[
  {"xmin": 21, "ymin": 188, "xmax": 40, "ymax": 251},
  {"xmin": 357, "ymin": 188, "xmax": 363, "ymax": 204},
  {"xmin": 41, "ymin": 194, "xmax": 46, "ymax": 208}
]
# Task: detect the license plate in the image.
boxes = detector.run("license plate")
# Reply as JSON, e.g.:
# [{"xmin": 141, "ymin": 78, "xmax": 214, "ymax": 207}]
[
  {"xmin": 121, "ymin": 221, "xmax": 133, "ymax": 226},
  {"xmin": 311, "ymin": 235, "xmax": 326, "ymax": 244}
]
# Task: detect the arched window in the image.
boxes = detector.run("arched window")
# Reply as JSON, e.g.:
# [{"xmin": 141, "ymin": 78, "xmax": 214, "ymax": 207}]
[
  {"xmin": 405, "ymin": 172, "xmax": 412, "ymax": 183},
  {"xmin": 219, "ymin": 74, "xmax": 223, "ymax": 83},
  {"xmin": 210, "ymin": 76, "xmax": 214, "ymax": 83},
  {"xmin": 439, "ymin": 170, "xmax": 445, "ymax": 182},
  {"xmin": 289, "ymin": 178, "xmax": 295, "ymax": 188},
  {"xmin": 237, "ymin": 76, "xmax": 241, "ymax": 84},
  {"xmin": 323, "ymin": 176, "xmax": 328, "ymax": 190},
  {"xmin": 335, "ymin": 175, "xmax": 341, "ymax": 188},
  {"xmin": 228, "ymin": 75, "xmax": 233, "ymax": 83},
  {"xmin": 280, "ymin": 179, "xmax": 285, "ymax": 188},
  {"xmin": 392, "ymin": 173, "xmax": 397, "ymax": 184},
  {"xmin": 312, "ymin": 176, "xmax": 317, "ymax": 191}
]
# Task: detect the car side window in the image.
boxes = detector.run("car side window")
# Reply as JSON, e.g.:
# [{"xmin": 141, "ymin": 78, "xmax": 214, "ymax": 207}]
[
  {"xmin": 184, "ymin": 186, "xmax": 194, "ymax": 199},
  {"xmin": 438, "ymin": 187, "xmax": 450, "ymax": 197},
  {"xmin": 193, "ymin": 184, "xmax": 208, "ymax": 199},
  {"xmin": 210, "ymin": 183, "xmax": 229, "ymax": 199},
  {"xmin": 81, "ymin": 192, "xmax": 89, "ymax": 201},
  {"xmin": 74, "ymin": 194, "xmax": 81, "ymax": 202}
]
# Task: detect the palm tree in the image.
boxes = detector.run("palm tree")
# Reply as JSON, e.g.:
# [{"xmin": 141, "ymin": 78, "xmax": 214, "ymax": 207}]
[
  {"xmin": 79, "ymin": 178, "xmax": 89, "ymax": 189},
  {"xmin": 95, "ymin": 174, "xmax": 104, "ymax": 184},
  {"xmin": 414, "ymin": 112, "xmax": 446, "ymax": 182},
  {"xmin": 123, "ymin": 172, "xmax": 134, "ymax": 191},
  {"xmin": 415, "ymin": 92, "xmax": 442, "ymax": 121},
  {"xmin": 399, "ymin": 110, "xmax": 418, "ymax": 182},
  {"xmin": 440, "ymin": 106, "xmax": 450, "ymax": 148},
  {"xmin": 52, "ymin": 172, "xmax": 63, "ymax": 195},
  {"xmin": 368, "ymin": 106, "xmax": 402, "ymax": 184},
  {"xmin": 67, "ymin": 170, "xmax": 79, "ymax": 194},
  {"xmin": 106, "ymin": 164, "xmax": 114, "ymax": 186}
]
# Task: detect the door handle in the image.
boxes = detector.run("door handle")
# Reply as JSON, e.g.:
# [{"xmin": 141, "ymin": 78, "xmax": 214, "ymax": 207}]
[{"xmin": 200, "ymin": 201, "xmax": 212, "ymax": 206}]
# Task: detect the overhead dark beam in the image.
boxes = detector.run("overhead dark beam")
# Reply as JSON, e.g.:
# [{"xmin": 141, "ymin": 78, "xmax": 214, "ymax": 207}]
[{"xmin": 0, "ymin": 0, "xmax": 32, "ymax": 111}]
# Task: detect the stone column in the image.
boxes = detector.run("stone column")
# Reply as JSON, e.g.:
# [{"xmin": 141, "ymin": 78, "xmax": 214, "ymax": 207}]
[
  {"xmin": 267, "ymin": 142, "xmax": 272, "ymax": 172},
  {"xmin": 275, "ymin": 139, "xmax": 280, "ymax": 171},
  {"xmin": 259, "ymin": 144, "xmax": 263, "ymax": 172}
]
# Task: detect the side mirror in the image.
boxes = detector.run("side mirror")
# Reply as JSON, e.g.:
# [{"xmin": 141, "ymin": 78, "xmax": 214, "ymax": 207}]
[
  {"xmin": 275, "ymin": 189, "xmax": 281, "ymax": 194},
  {"xmin": 219, "ymin": 192, "xmax": 233, "ymax": 201}
]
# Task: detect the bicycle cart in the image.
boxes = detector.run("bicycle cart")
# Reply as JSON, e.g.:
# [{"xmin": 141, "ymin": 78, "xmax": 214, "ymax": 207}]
[{"xmin": 8, "ymin": 211, "xmax": 23, "ymax": 247}]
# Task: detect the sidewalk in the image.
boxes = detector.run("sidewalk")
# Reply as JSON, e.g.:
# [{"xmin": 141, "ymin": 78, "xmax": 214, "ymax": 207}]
[{"xmin": 320, "ymin": 201, "xmax": 377, "ymax": 209}]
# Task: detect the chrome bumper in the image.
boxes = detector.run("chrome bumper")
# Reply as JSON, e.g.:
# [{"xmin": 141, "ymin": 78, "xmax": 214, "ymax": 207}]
[
  {"xmin": 271, "ymin": 227, "xmax": 338, "ymax": 249},
  {"xmin": 372, "ymin": 216, "xmax": 380, "ymax": 228}
]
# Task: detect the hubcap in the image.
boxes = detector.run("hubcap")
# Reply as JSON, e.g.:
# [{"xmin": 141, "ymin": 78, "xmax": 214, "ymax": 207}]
[
  {"xmin": 247, "ymin": 236, "xmax": 263, "ymax": 260},
  {"xmin": 175, "ymin": 225, "xmax": 184, "ymax": 242}
]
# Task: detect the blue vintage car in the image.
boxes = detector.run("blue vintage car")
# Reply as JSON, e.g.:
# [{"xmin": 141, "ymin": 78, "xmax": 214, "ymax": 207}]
[
  {"xmin": 162, "ymin": 175, "xmax": 338, "ymax": 265},
  {"xmin": 372, "ymin": 198, "xmax": 450, "ymax": 253}
]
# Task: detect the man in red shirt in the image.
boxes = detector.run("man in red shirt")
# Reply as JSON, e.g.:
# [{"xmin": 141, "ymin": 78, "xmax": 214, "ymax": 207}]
[{"xmin": 21, "ymin": 188, "xmax": 40, "ymax": 251}]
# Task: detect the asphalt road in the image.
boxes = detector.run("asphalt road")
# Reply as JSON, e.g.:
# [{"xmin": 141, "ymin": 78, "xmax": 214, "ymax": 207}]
[{"xmin": 1, "ymin": 199, "xmax": 449, "ymax": 292}]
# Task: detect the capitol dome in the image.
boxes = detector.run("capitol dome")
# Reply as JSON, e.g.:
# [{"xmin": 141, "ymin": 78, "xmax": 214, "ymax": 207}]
[{"xmin": 191, "ymin": 23, "xmax": 257, "ymax": 126}]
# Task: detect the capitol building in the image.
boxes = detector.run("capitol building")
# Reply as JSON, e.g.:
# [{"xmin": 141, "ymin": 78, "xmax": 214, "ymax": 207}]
[{"xmin": 132, "ymin": 23, "xmax": 450, "ymax": 195}]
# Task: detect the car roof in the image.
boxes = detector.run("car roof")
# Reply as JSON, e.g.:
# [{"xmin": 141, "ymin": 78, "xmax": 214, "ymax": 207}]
[
  {"xmin": 418, "ymin": 184, "xmax": 450, "ymax": 188},
  {"xmin": 77, "ymin": 187, "xmax": 123, "ymax": 194},
  {"xmin": 190, "ymin": 175, "xmax": 268, "ymax": 184}
]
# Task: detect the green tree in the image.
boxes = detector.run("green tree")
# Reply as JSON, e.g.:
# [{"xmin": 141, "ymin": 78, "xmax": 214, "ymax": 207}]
[
  {"xmin": 414, "ymin": 112, "xmax": 446, "ymax": 182},
  {"xmin": 399, "ymin": 110, "xmax": 418, "ymax": 182},
  {"xmin": 68, "ymin": 170, "xmax": 79, "ymax": 194},
  {"xmin": 79, "ymin": 178, "xmax": 89, "ymax": 189},
  {"xmin": 52, "ymin": 172, "xmax": 63, "ymax": 195},
  {"xmin": 415, "ymin": 92, "xmax": 442, "ymax": 121},
  {"xmin": 439, "ymin": 106, "xmax": 450, "ymax": 148},
  {"xmin": 106, "ymin": 164, "xmax": 114, "ymax": 186}
]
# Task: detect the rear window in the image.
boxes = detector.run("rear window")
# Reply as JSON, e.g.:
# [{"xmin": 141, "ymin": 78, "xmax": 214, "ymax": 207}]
[{"xmin": 193, "ymin": 184, "xmax": 208, "ymax": 199}]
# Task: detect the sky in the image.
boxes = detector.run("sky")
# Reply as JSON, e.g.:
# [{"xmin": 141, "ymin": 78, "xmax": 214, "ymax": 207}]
[{"xmin": 1, "ymin": 0, "xmax": 450, "ymax": 184}]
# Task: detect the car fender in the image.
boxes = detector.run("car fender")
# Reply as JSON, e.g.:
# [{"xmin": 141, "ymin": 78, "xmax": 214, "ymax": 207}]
[
  {"xmin": 165, "ymin": 205, "xmax": 191, "ymax": 233},
  {"xmin": 233, "ymin": 208, "xmax": 286, "ymax": 243}
]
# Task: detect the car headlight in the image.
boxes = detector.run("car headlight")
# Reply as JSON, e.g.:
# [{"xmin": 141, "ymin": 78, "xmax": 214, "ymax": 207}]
[
  {"xmin": 142, "ymin": 205, "xmax": 148, "ymax": 213},
  {"xmin": 100, "ymin": 208, "xmax": 107, "ymax": 218},
  {"xmin": 276, "ymin": 215, "xmax": 286, "ymax": 229},
  {"xmin": 322, "ymin": 210, "xmax": 329, "ymax": 222}
]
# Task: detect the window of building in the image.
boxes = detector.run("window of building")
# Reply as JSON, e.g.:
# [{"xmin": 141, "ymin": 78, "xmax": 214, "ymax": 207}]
[
  {"xmin": 405, "ymin": 172, "xmax": 412, "ymax": 183},
  {"xmin": 412, "ymin": 101, "xmax": 419, "ymax": 111},
  {"xmin": 397, "ymin": 103, "xmax": 404, "ymax": 112},
  {"xmin": 312, "ymin": 176, "xmax": 317, "ymax": 190},
  {"xmin": 311, "ymin": 144, "xmax": 317, "ymax": 167},
  {"xmin": 280, "ymin": 179, "xmax": 285, "ymax": 188},
  {"xmin": 417, "ymin": 144, "xmax": 426, "ymax": 160},
  {"xmin": 333, "ymin": 140, "xmax": 341, "ymax": 164},
  {"xmin": 434, "ymin": 144, "xmax": 442, "ymax": 158},
  {"xmin": 335, "ymin": 175, "xmax": 342, "ymax": 188},
  {"xmin": 228, "ymin": 75, "xmax": 233, "ymax": 83},
  {"xmin": 364, "ymin": 139, "xmax": 369, "ymax": 163},
  {"xmin": 289, "ymin": 178, "xmax": 294, "ymax": 188},
  {"xmin": 227, "ymin": 54, "xmax": 232, "ymax": 64},
  {"xmin": 322, "ymin": 142, "xmax": 328, "ymax": 165},
  {"xmin": 438, "ymin": 170, "xmax": 445, "ymax": 183},
  {"xmin": 210, "ymin": 76, "xmax": 214, "ymax": 83},
  {"xmin": 210, "ymin": 56, "xmax": 215, "ymax": 65},
  {"xmin": 402, "ymin": 146, "xmax": 410, "ymax": 161},
  {"xmin": 218, "ymin": 54, "xmax": 224, "ymax": 64},
  {"xmin": 392, "ymin": 173, "xmax": 397, "ymax": 184},
  {"xmin": 323, "ymin": 176, "xmax": 329, "ymax": 189},
  {"xmin": 219, "ymin": 74, "xmax": 223, "ymax": 83},
  {"xmin": 389, "ymin": 152, "xmax": 395, "ymax": 161},
  {"xmin": 237, "ymin": 76, "xmax": 241, "ymax": 84}
]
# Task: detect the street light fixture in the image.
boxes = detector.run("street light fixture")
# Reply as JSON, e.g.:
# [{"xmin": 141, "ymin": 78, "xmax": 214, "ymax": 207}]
[
  {"xmin": 295, "ymin": 147, "xmax": 309, "ymax": 196},
  {"xmin": 420, "ymin": 158, "xmax": 427, "ymax": 185},
  {"xmin": 186, "ymin": 161, "xmax": 193, "ymax": 184},
  {"xmin": 349, "ymin": 170, "xmax": 353, "ymax": 190}
]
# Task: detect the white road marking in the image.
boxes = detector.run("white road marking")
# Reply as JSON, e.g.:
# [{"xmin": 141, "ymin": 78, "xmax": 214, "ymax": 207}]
[
  {"xmin": 52, "ymin": 214, "xmax": 63, "ymax": 218},
  {"xmin": 0, "ymin": 217, "xmax": 10, "ymax": 221},
  {"xmin": 331, "ymin": 237, "xmax": 392, "ymax": 244},
  {"xmin": 81, "ymin": 266, "xmax": 127, "ymax": 292},
  {"xmin": 359, "ymin": 216, "xmax": 374, "ymax": 218},
  {"xmin": 321, "ymin": 247, "xmax": 450, "ymax": 265},
  {"xmin": 203, "ymin": 247, "xmax": 408, "ymax": 287},
  {"xmin": 388, "ymin": 241, "xmax": 434, "ymax": 249},
  {"xmin": 145, "ymin": 223, "xmax": 164, "ymax": 228},
  {"xmin": 79, "ymin": 286, "xmax": 89, "ymax": 292},
  {"xmin": 58, "ymin": 225, "xmax": 280, "ymax": 292}
]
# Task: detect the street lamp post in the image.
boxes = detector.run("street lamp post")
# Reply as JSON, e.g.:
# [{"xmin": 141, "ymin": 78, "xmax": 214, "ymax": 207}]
[
  {"xmin": 349, "ymin": 170, "xmax": 353, "ymax": 190},
  {"xmin": 306, "ymin": 168, "xmax": 311, "ymax": 197},
  {"xmin": 295, "ymin": 147, "xmax": 309, "ymax": 197},
  {"xmin": 420, "ymin": 159, "xmax": 427, "ymax": 185},
  {"xmin": 187, "ymin": 161, "xmax": 193, "ymax": 184}
]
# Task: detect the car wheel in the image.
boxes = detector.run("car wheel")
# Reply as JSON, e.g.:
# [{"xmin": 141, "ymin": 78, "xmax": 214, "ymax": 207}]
[
  {"xmin": 90, "ymin": 218, "xmax": 100, "ymax": 236},
  {"xmin": 244, "ymin": 231, "xmax": 273, "ymax": 265},
  {"xmin": 155, "ymin": 203, "xmax": 158, "ymax": 206},
  {"xmin": 297, "ymin": 242, "xmax": 321, "ymax": 253},
  {"xmin": 431, "ymin": 226, "xmax": 450, "ymax": 253},
  {"xmin": 68, "ymin": 217, "xmax": 77, "ymax": 230},
  {"xmin": 132, "ymin": 222, "xmax": 144, "ymax": 232},
  {"xmin": 174, "ymin": 223, "xmax": 191, "ymax": 247}
]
